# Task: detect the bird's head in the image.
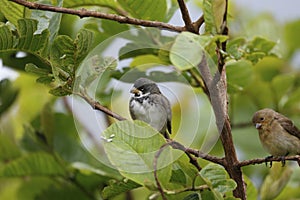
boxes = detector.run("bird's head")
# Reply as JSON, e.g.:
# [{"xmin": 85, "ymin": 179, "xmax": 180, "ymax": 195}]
[
  {"xmin": 252, "ymin": 108, "xmax": 276, "ymax": 130},
  {"xmin": 130, "ymin": 78, "xmax": 161, "ymax": 97}
]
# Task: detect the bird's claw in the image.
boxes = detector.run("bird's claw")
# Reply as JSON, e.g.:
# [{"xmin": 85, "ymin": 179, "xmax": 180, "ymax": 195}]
[
  {"xmin": 280, "ymin": 156, "xmax": 286, "ymax": 167},
  {"xmin": 265, "ymin": 155, "xmax": 273, "ymax": 168},
  {"xmin": 265, "ymin": 155, "xmax": 287, "ymax": 167}
]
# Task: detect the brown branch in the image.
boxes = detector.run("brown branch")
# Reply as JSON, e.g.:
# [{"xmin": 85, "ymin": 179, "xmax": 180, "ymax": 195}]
[
  {"xmin": 239, "ymin": 155, "xmax": 300, "ymax": 167},
  {"xmin": 167, "ymin": 140, "xmax": 225, "ymax": 166},
  {"xmin": 153, "ymin": 143, "xmax": 169, "ymax": 200},
  {"xmin": 10, "ymin": 0, "xmax": 185, "ymax": 32},
  {"xmin": 177, "ymin": 0, "xmax": 197, "ymax": 33},
  {"xmin": 193, "ymin": 15, "xmax": 204, "ymax": 32},
  {"xmin": 76, "ymin": 91, "xmax": 126, "ymax": 121},
  {"xmin": 196, "ymin": 0, "xmax": 246, "ymax": 198}
]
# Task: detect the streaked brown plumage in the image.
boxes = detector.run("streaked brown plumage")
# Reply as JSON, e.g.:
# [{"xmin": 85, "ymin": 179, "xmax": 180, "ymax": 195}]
[{"xmin": 252, "ymin": 108, "xmax": 300, "ymax": 157}]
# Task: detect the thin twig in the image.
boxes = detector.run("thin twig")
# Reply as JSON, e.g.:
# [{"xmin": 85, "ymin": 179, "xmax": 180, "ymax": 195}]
[
  {"xmin": 177, "ymin": 0, "xmax": 197, "ymax": 33},
  {"xmin": 193, "ymin": 15, "xmax": 204, "ymax": 32},
  {"xmin": 167, "ymin": 139, "xmax": 225, "ymax": 166},
  {"xmin": 239, "ymin": 155, "xmax": 300, "ymax": 167},
  {"xmin": 75, "ymin": 91, "xmax": 126, "ymax": 121},
  {"xmin": 164, "ymin": 185, "xmax": 209, "ymax": 195},
  {"xmin": 185, "ymin": 151, "xmax": 202, "ymax": 171},
  {"xmin": 153, "ymin": 143, "xmax": 169, "ymax": 200},
  {"xmin": 10, "ymin": 0, "xmax": 185, "ymax": 32}
]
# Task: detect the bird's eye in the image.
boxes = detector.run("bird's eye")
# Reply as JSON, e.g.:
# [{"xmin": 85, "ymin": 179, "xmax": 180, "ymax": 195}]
[{"xmin": 260, "ymin": 117, "xmax": 264, "ymax": 121}]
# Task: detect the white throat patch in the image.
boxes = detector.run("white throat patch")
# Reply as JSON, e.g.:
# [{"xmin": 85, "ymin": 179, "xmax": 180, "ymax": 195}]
[{"xmin": 133, "ymin": 91, "xmax": 150, "ymax": 99}]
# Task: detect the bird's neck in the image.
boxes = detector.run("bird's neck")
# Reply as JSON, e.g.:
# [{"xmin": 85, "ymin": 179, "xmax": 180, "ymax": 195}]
[{"xmin": 133, "ymin": 92, "xmax": 150, "ymax": 99}]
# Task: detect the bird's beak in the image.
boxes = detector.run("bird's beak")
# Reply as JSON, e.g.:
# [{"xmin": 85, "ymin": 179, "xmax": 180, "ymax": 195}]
[
  {"xmin": 130, "ymin": 87, "xmax": 140, "ymax": 95},
  {"xmin": 255, "ymin": 123, "xmax": 262, "ymax": 129}
]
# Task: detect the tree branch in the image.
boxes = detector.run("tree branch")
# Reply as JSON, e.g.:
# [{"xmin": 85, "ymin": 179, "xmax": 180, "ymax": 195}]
[
  {"xmin": 10, "ymin": 0, "xmax": 185, "ymax": 32},
  {"xmin": 177, "ymin": 0, "xmax": 197, "ymax": 33},
  {"xmin": 153, "ymin": 143, "xmax": 169, "ymax": 200},
  {"xmin": 193, "ymin": 15, "xmax": 204, "ymax": 32},
  {"xmin": 239, "ymin": 155, "xmax": 300, "ymax": 167},
  {"xmin": 167, "ymin": 140, "xmax": 225, "ymax": 166},
  {"xmin": 75, "ymin": 91, "xmax": 126, "ymax": 121}
]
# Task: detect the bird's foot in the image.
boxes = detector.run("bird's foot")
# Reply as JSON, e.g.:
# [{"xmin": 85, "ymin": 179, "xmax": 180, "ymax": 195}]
[
  {"xmin": 265, "ymin": 155, "xmax": 273, "ymax": 168},
  {"xmin": 280, "ymin": 156, "xmax": 286, "ymax": 167}
]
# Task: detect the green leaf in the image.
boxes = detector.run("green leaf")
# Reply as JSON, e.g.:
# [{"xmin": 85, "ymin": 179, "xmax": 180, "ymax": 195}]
[
  {"xmin": 0, "ymin": 79, "xmax": 19, "ymax": 116},
  {"xmin": 226, "ymin": 60, "xmax": 253, "ymax": 93},
  {"xmin": 244, "ymin": 175, "xmax": 258, "ymax": 200},
  {"xmin": 84, "ymin": 19, "xmax": 129, "ymax": 47},
  {"xmin": 29, "ymin": 0, "xmax": 63, "ymax": 42},
  {"xmin": 0, "ymin": 134, "xmax": 21, "ymax": 161},
  {"xmin": 227, "ymin": 37, "xmax": 246, "ymax": 60},
  {"xmin": 170, "ymin": 159, "xmax": 198, "ymax": 186},
  {"xmin": 17, "ymin": 19, "xmax": 49, "ymax": 58},
  {"xmin": 74, "ymin": 29, "xmax": 94, "ymax": 64},
  {"xmin": 102, "ymin": 179, "xmax": 141, "ymax": 199},
  {"xmin": 25, "ymin": 63, "xmax": 51, "ymax": 76},
  {"xmin": 130, "ymin": 54, "xmax": 169, "ymax": 69},
  {"xmin": 71, "ymin": 162, "xmax": 115, "ymax": 177},
  {"xmin": 253, "ymin": 57, "xmax": 283, "ymax": 82},
  {"xmin": 50, "ymin": 35, "xmax": 75, "ymax": 77},
  {"xmin": 78, "ymin": 55, "xmax": 117, "ymax": 89},
  {"xmin": 0, "ymin": 19, "xmax": 49, "ymax": 60},
  {"xmin": 25, "ymin": 63, "xmax": 54, "ymax": 84},
  {"xmin": 260, "ymin": 164, "xmax": 293, "ymax": 200},
  {"xmin": 50, "ymin": 29, "xmax": 94, "ymax": 95},
  {"xmin": 49, "ymin": 86, "xmax": 71, "ymax": 96},
  {"xmin": 117, "ymin": 0, "xmax": 167, "ymax": 21},
  {"xmin": 271, "ymin": 74, "xmax": 295, "ymax": 103},
  {"xmin": 283, "ymin": 87, "xmax": 300, "ymax": 113},
  {"xmin": 0, "ymin": 152, "xmax": 65, "ymax": 177},
  {"xmin": 170, "ymin": 32, "xmax": 210, "ymax": 71},
  {"xmin": 245, "ymin": 79, "xmax": 274, "ymax": 108},
  {"xmin": 119, "ymin": 42, "xmax": 158, "ymax": 60},
  {"xmin": 247, "ymin": 37, "xmax": 276, "ymax": 54},
  {"xmin": 199, "ymin": 164, "xmax": 237, "ymax": 199},
  {"xmin": 183, "ymin": 193, "xmax": 202, "ymax": 200},
  {"xmin": 0, "ymin": 24, "xmax": 16, "ymax": 51},
  {"xmin": 203, "ymin": 0, "xmax": 226, "ymax": 34},
  {"xmin": 52, "ymin": 113, "xmax": 119, "ymax": 178},
  {"xmin": 284, "ymin": 19, "xmax": 300, "ymax": 57},
  {"xmin": 63, "ymin": 0, "xmax": 118, "ymax": 9},
  {"xmin": 0, "ymin": 0, "xmax": 25, "ymax": 26},
  {"xmin": 102, "ymin": 120, "xmax": 172, "ymax": 187},
  {"xmin": 40, "ymin": 103, "xmax": 54, "ymax": 148},
  {"xmin": 170, "ymin": 166, "xmax": 187, "ymax": 185}
]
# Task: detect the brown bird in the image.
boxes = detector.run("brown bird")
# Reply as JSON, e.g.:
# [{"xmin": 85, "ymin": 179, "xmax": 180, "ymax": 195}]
[{"xmin": 252, "ymin": 108, "xmax": 300, "ymax": 166}]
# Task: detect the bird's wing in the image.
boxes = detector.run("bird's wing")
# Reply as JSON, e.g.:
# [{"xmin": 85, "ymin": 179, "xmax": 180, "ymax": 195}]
[
  {"xmin": 276, "ymin": 113, "xmax": 300, "ymax": 139},
  {"xmin": 153, "ymin": 94, "xmax": 172, "ymax": 134},
  {"xmin": 167, "ymin": 117, "xmax": 172, "ymax": 135},
  {"xmin": 129, "ymin": 98, "xmax": 137, "ymax": 120},
  {"xmin": 163, "ymin": 96, "xmax": 172, "ymax": 135}
]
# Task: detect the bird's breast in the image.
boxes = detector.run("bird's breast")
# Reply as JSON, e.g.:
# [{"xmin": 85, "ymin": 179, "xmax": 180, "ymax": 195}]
[{"xmin": 130, "ymin": 97, "xmax": 167, "ymax": 132}]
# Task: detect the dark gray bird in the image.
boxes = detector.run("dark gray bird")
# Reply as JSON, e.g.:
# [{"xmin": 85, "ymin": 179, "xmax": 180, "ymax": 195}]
[{"xmin": 129, "ymin": 78, "xmax": 172, "ymax": 139}]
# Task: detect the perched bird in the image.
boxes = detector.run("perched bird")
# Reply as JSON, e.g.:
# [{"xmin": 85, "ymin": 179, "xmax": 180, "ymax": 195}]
[
  {"xmin": 129, "ymin": 78, "xmax": 172, "ymax": 139},
  {"xmin": 252, "ymin": 108, "xmax": 300, "ymax": 166}
]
